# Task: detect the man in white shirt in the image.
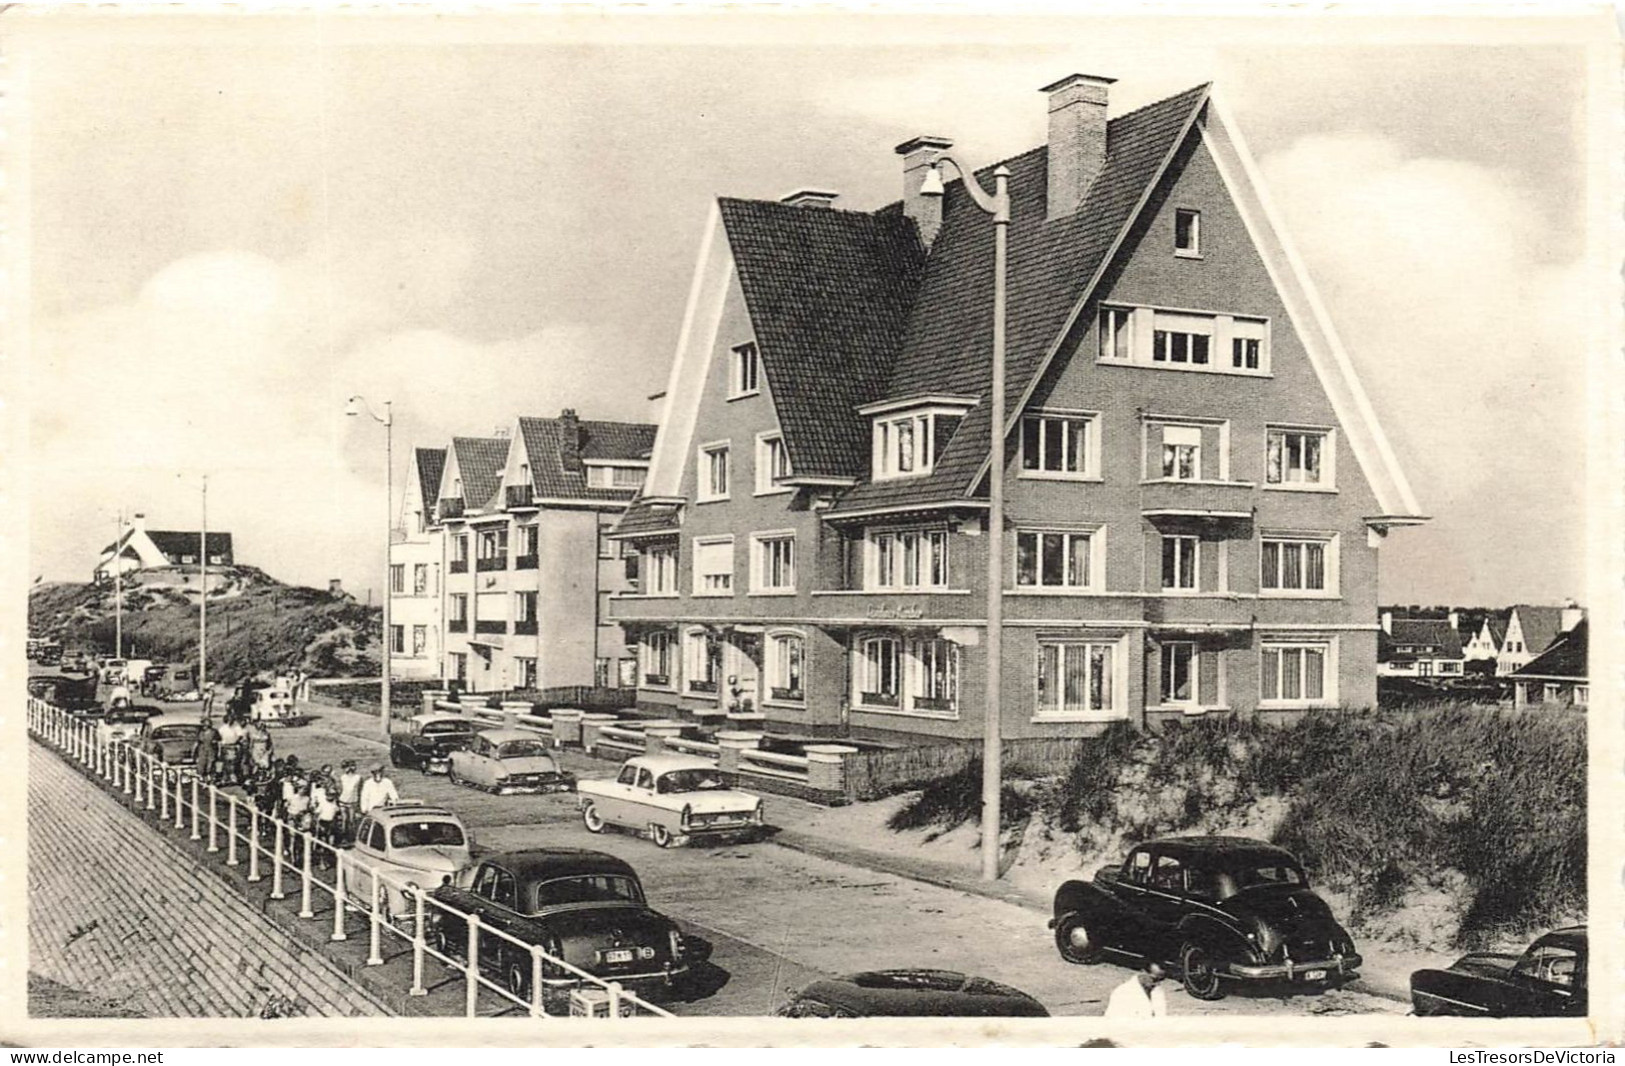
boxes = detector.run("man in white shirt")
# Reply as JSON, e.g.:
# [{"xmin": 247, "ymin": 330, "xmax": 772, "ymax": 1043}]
[
  {"xmin": 1104, "ymin": 963, "xmax": 1168, "ymax": 1018},
  {"xmin": 358, "ymin": 765, "xmax": 399, "ymax": 814}
]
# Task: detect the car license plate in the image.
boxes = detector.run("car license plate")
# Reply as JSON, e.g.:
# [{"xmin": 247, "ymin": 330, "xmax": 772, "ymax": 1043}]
[
  {"xmin": 604, "ymin": 949, "xmax": 633, "ymax": 964},
  {"xmin": 1303, "ymin": 969, "xmax": 1327, "ymax": 982}
]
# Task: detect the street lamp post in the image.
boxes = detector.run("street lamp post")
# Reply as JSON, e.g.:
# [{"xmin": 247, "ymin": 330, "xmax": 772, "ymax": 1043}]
[
  {"xmin": 347, "ymin": 395, "xmax": 394, "ymax": 736},
  {"xmin": 920, "ymin": 156, "xmax": 1010, "ymax": 882}
]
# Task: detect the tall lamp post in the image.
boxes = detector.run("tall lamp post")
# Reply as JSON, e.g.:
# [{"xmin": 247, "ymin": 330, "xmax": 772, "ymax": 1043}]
[
  {"xmin": 920, "ymin": 156, "xmax": 1010, "ymax": 882},
  {"xmin": 347, "ymin": 395, "xmax": 394, "ymax": 736}
]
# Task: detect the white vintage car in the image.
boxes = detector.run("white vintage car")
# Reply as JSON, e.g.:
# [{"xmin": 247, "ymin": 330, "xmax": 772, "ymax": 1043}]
[
  {"xmin": 577, "ymin": 755, "xmax": 764, "ymax": 848},
  {"xmin": 447, "ymin": 729, "xmax": 576, "ymax": 794},
  {"xmin": 340, "ymin": 803, "xmax": 473, "ymax": 918},
  {"xmin": 249, "ymin": 682, "xmax": 307, "ymax": 726}
]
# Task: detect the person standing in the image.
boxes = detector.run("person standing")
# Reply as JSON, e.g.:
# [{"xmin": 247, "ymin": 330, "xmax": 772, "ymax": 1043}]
[
  {"xmin": 215, "ymin": 714, "xmax": 244, "ymax": 785},
  {"xmin": 247, "ymin": 720, "xmax": 273, "ymax": 777},
  {"xmin": 358, "ymin": 764, "xmax": 399, "ymax": 815},
  {"xmin": 195, "ymin": 717, "xmax": 220, "ymax": 783},
  {"xmin": 1104, "ymin": 963, "xmax": 1169, "ymax": 1018},
  {"xmin": 336, "ymin": 760, "xmax": 363, "ymax": 843}
]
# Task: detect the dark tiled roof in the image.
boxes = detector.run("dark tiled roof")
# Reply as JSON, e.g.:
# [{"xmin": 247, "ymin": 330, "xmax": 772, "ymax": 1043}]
[
  {"xmin": 517, "ymin": 415, "xmax": 656, "ymax": 503},
  {"xmin": 1386, "ymin": 619, "xmax": 1463, "ymax": 658},
  {"xmin": 415, "ymin": 448, "xmax": 446, "ymax": 511},
  {"xmin": 830, "ymin": 84, "xmax": 1211, "ymax": 515},
  {"xmin": 451, "ymin": 436, "xmax": 510, "ymax": 511},
  {"xmin": 718, "ymin": 198, "xmax": 926, "ymax": 479},
  {"xmin": 100, "ymin": 529, "xmax": 233, "ymax": 561},
  {"xmin": 1485, "ymin": 617, "xmax": 1509, "ymax": 644},
  {"xmin": 1511, "ymin": 605, "xmax": 1570, "ymax": 658},
  {"xmin": 1512, "ymin": 620, "xmax": 1587, "ymax": 680},
  {"xmin": 609, "ymin": 498, "xmax": 682, "ymax": 539}
]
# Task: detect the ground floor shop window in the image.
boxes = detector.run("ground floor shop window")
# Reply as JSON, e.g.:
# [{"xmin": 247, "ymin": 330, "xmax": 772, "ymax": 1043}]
[
  {"xmin": 851, "ymin": 634, "xmax": 959, "ymax": 716},
  {"xmin": 1261, "ymin": 641, "xmax": 1332, "ymax": 703},
  {"xmin": 854, "ymin": 636, "xmax": 902, "ymax": 707},
  {"xmin": 1036, "ymin": 639, "xmax": 1117, "ymax": 717},
  {"xmin": 766, "ymin": 631, "xmax": 805, "ymax": 702}
]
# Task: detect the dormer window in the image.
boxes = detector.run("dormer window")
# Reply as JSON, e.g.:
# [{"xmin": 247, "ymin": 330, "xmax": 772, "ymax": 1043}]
[
  {"xmin": 874, "ymin": 412, "xmax": 935, "ymax": 480},
  {"xmin": 731, "ymin": 342, "xmax": 760, "ymax": 399}
]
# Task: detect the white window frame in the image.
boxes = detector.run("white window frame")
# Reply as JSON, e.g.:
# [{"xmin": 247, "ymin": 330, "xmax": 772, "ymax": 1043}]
[
  {"xmin": 1095, "ymin": 303, "xmax": 1271, "ymax": 377},
  {"xmin": 1159, "ymin": 641, "xmax": 1198, "ymax": 706},
  {"xmin": 515, "ymin": 524, "xmax": 539, "ymax": 557},
  {"xmin": 413, "ymin": 563, "xmax": 429, "ymax": 596},
  {"xmin": 1034, "ymin": 637, "xmax": 1123, "ymax": 721},
  {"xmin": 755, "ymin": 432, "xmax": 792, "ymax": 495},
  {"xmin": 1160, "ymin": 424, "xmax": 1203, "ymax": 482},
  {"xmin": 1161, "ymin": 534, "xmax": 1200, "ymax": 593},
  {"xmin": 1259, "ymin": 639, "xmax": 1338, "ymax": 707},
  {"xmin": 750, "ymin": 531, "xmax": 797, "ymax": 595},
  {"xmin": 1152, "ymin": 312, "xmax": 1215, "ymax": 366},
  {"xmin": 866, "ymin": 527, "xmax": 950, "ymax": 591},
  {"xmin": 449, "ymin": 594, "xmax": 469, "ymax": 624},
  {"xmin": 412, "ymin": 625, "xmax": 428, "ymax": 656},
  {"xmin": 730, "ymin": 341, "xmax": 760, "ymax": 399},
  {"xmin": 692, "ymin": 536, "xmax": 735, "ymax": 597},
  {"xmin": 1098, "ymin": 306, "xmax": 1133, "ymax": 361},
  {"xmin": 515, "ymin": 656, "xmax": 538, "ymax": 690},
  {"xmin": 644, "ymin": 544, "xmax": 678, "ymax": 596},
  {"xmin": 1265, "ymin": 425, "xmax": 1337, "ymax": 491},
  {"xmin": 872, "ymin": 411, "xmax": 937, "ymax": 480},
  {"xmin": 514, "ymin": 590, "xmax": 538, "ymax": 623},
  {"xmin": 1019, "ymin": 409, "xmax": 1101, "ymax": 481},
  {"xmin": 697, "ymin": 441, "xmax": 731, "ymax": 502},
  {"xmin": 904, "ymin": 637, "xmax": 960, "ymax": 718},
  {"xmin": 851, "ymin": 634, "xmax": 904, "ymax": 713},
  {"xmin": 1574, "ymin": 685, "xmax": 1589, "ymax": 706},
  {"xmin": 1174, "ymin": 208, "xmax": 1201, "ymax": 257},
  {"xmin": 1260, "ymin": 532, "xmax": 1340, "ymax": 598},
  {"xmin": 765, "ymin": 630, "xmax": 806, "ymax": 705},
  {"xmin": 1231, "ymin": 317, "xmax": 1267, "ymax": 371},
  {"xmin": 683, "ymin": 627, "xmax": 722, "ymax": 695},
  {"xmin": 1014, "ymin": 527, "xmax": 1101, "ymax": 591},
  {"xmin": 641, "ymin": 630, "xmax": 676, "ymax": 690},
  {"xmin": 389, "ymin": 564, "xmax": 405, "ymax": 595}
]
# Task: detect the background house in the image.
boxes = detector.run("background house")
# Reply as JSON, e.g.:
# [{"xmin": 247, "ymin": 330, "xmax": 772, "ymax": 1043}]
[
  {"xmin": 1496, "ymin": 602, "xmax": 1584, "ymax": 676},
  {"xmin": 1511, "ymin": 619, "xmax": 1588, "ymax": 707},
  {"xmin": 1377, "ymin": 613, "xmax": 1465, "ymax": 677},
  {"xmin": 94, "ymin": 512, "xmax": 233, "ymax": 582},
  {"xmin": 388, "ymin": 447, "xmax": 447, "ymax": 680}
]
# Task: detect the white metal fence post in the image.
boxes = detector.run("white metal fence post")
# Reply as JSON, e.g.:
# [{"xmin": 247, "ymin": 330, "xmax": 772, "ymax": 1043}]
[
  {"xmin": 173, "ymin": 770, "xmax": 186, "ymax": 830},
  {"xmin": 409, "ymin": 890, "xmax": 427, "ymax": 996},
  {"xmin": 465, "ymin": 915, "xmax": 482, "ymax": 1017},
  {"xmin": 226, "ymin": 795, "xmax": 240, "ymax": 866},
  {"xmin": 367, "ymin": 868, "xmax": 384, "ymax": 965},
  {"xmin": 247, "ymin": 806, "xmax": 262, "ymax": 882},
  {"xmin": 609, "ymin": 981, "xmax": 624, "ymax": 1018},
  {"xmin": 331, "ymin": 857, "xmax": 347, "ymax": 942},
  {"xmin": 299, "ymin": 832, "xmax": 314, "ymax": 918},
  {"xmin": 158, "ymin": 765, "xmax": 170, "ymax": 820},
  {"xmin": 270, "ymin": 821, "xmax": 286, "ymax": 899},
  {"xmin": 530, "ymin": 948, "xmax": 545, "ymax": 1018},
  {"xmin": 190, "ymin": 776, "xmax": 202, "ymax": 840},
  {"xmin": 206, "ymin": 786, "xmax": 220, "ymax": 852},
  {"xmin": 144, "ymin": 754, "xmax": 156, "ymax": 810}
]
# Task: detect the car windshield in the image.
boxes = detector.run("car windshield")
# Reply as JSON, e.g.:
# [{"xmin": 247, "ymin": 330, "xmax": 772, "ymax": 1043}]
[
  {"xmin": 496, "ymin": 740, "xmax": 551, "ymax": 760},
  {"xmin": 152, "ymin": 726, "xmax": 199, "ymax": 741},
  {"xmin": 1228, "ymin": 863, "xmax": 1308, "ymax": 894},
  {"xmin": 422, "ymin": 722, "xmax": 473, "ymax": 737},
  {"xmin": 530, "ymin": 874, "xmax": 645, "ymax": 911},
  {"xmin": 657, "ymin": 769, "xmax": 727, "ymax": 794},
  {"xmin": 389, "ymin": 821, "xmax": 466, "ymax": 849}
]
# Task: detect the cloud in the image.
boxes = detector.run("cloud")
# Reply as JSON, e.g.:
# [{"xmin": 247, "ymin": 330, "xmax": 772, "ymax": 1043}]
[{"xmin": 1260, "ymin": 132, "xmax": 1586, "ymax": 602}]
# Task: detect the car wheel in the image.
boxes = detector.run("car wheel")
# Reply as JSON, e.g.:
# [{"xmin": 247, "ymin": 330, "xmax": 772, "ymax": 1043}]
[
  {"xmin": 1053, "ymin": 911, "xmax": 1104, "ymax": 965},
  {"xmin": 1180, "ymin": 942, "xmax": 1225, "ymax": 1001},
  {"xmin": 428, "ymin": 923, "xmax": 456, "ymax": 961},
  {"xmin": 505, "ymin": 957, "xmax": 531, "ymax": 1002},
  {"xmin": 650, "ymin": 824, "xmax": 678, "ymax": 849},
  {"xmin": 581, "ymin": 802, "xmax": 605, "ymax": 834},
  {"xmin": 448, "ymin": 767, "xmax": 462, "ymax": 786}
]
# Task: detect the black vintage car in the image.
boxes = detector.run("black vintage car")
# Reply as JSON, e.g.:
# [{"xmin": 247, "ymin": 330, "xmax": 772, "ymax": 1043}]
[
  {"xmin": 1410, "ymin": 926, "xmax": 1586, "ymax": 1017},
  {"xmin": 1050, "ymin": 835, "xmax": 1361, "ymax": 1001},
  {"xmin": 426, "ymin": 848, "xmax": 692, "ymax": 1002},
  {"xmin": 30, "ymin": 674, "xmax": 104, "ymax": 716},
  {"xmin": 389, "ymin": 712, "xmax": 480, "ymax": 774},
  {"xmin": 777, "ymin": 970, "xmax": 1050, "ymax": 1018}
]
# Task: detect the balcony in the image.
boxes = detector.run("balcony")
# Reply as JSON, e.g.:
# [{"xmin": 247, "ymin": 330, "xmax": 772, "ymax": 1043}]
[
  {"xmin": 475, "ymin": 619, "xmax": 508, "ymax": 635},
  {"xmin": 476, "ymin": 555, "xmax": 508, "ymax": 572},
  {"xmin": 449, "ymin": 559, "xmax": 469, "ymax": 574},
  {"xmin": 514, "ymin": 553, "xmax": 538, "ymax": 570},
  {"xmin": 449, "ymin": 619, "xmax": 468, "ymax": 634},
  {"xmin": 438, "ymin": 498, "xmax": 465, "ymax": 521},
  {"xmin": 506, "ymin": 484, "xmax": 536, "ymax": 509},
  {"xmin": 514, "ymin": 618, "xmax": 538, "ymax": 636},
  {"xmin": 1140, "ymin": 479, "xmax": 1255, "ymax": 522}
]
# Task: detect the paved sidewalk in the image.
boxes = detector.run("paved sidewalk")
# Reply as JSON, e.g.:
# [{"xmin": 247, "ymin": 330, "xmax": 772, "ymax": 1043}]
[{"xmin": 306, "ymin": 696, "xmax": 1414, "ymax": 1004}]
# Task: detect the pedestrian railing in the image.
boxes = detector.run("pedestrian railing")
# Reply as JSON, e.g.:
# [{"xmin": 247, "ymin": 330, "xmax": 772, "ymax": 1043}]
[{"xmin": 26, "ymin": 697, "xmax": 673, "ymax": 1019}]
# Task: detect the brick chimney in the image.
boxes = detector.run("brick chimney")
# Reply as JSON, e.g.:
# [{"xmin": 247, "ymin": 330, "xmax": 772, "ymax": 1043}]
[
  {"xmin": 1560, "ymin": 599, "xmax": 1583, "ymax": 633},
  {"xmin": 1042, "ymin": 73, "xmax": 1115, "ymax": 220},
  {"xmin": 781, "ymin": 189, "xmax": 839, "ymax": 209},
  {"xmin": 558, "ymin": 408, "xmax": 583, "ymax": 473},
  {"xmin": 896, "ymin": 135, "xmax": 953, "ymax": 247}
]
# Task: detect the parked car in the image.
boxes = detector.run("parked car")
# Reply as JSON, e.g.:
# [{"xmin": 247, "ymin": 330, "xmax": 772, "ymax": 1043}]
[
  {"xmin": 97, "ymin": 705, "xmax": 161, "ymax": 745},
  {"xmin": 389, "ymin": 713, "xmax": 480, "ymax": 774},
  {"xmin": 100, "ymin": 658, "xmax": 129, "ymax": 685},
  {"xmin": 36, "ymin": 642, "xmax": 62, "ymax": 667},
  {"xmin": 340, "ymin": 803, "xmax": 473, "ymax": 919},
  {"xmin": 29, "ymin": 674, "xmax": 102, "ymax": 716},
  {"xmin": 123, "ymin": 659, "xmax": 155, "ymax": 691},
  {"xmin": 250, "ymin": 682, "xmax": 307, "ymax": 726},
  {"xmin": 448, "ymin": 729, "xmax": 576, "ymax": 794},
  {"xmin": 1410, "ymin": 926, "xmax": 1586, "ymax": 1017},
  {"xmin": 1049, "ymin": 835, "xmax": 1361, "ymax": 1001},
  {"xmin": 61, "ymin": 651, "xmax": 95, "ymax": 674},
  {"xmin": 151, "ymin": 664, "xmax": 200, "ymax": 701},
  {"xmin": 777, "ymin": 970, "xmax": 1051, "ymax": 1018},
  {"xmin": 137, "ymin": 715, "xmax": 203, "ymax": 766},
  {"xmin": 426, "ymin": 848, "xmax": 691, "ymax": 1001},
  {"xmin": 577, "ymin": 755, "xmax": 764, "ymax": 849}
]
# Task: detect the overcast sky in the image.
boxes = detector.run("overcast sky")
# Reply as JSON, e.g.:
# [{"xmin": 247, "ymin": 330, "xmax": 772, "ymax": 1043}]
[{"xmin": 15, "ymin": 11, "xmax": 1608, "ymax": 608}]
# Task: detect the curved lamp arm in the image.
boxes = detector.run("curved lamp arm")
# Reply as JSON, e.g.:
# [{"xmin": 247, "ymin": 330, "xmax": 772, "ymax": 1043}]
[
  {"xmin": 346, "ymin": 394, "xmax": 393, "ymax": 426},
  {"xmin": 920, "ymin": 155, "xmax": 1011, "ymax": 223}
]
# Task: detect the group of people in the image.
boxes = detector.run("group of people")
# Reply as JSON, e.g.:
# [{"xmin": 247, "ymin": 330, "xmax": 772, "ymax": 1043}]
[
  {"xmin": 243, "ymin": 757, "xmax": 401, "ymax": 854},
  {"xmin": 192, "ymin": 711, "xmax": 275, "ymax": 786}
]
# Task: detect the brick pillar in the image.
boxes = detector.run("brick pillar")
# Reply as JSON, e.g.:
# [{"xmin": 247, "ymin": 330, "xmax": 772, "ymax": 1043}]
[
  {"xmin": 803, "ymin": 744, "xmax": 860, "ymax": 798},
  {"xmin": 501, "ymin": 700, "xmax": 532, "ymax": 727},
  {"xmin": 580, "ymin": 713, "xmax": 619, "ymax": 755},
  {"xmin": 421, "ymin": 690, "xmax": 447, "ymax": 715},
  {"xmin": 642, "ymin": 721, "xmax": 683, "ymax": 756},
  {"xmin": 715, "ymin": 731, "xmax": 764, "ymax": 774},
  {"xmin": 550, "ymin": 708, "xmax": 584, "ymax": 749}
]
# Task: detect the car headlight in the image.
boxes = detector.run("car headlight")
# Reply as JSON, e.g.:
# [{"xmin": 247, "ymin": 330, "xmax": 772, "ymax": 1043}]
[{"xmin": 669, "ymin": 928, "xmax": 685, "ymax": 959}]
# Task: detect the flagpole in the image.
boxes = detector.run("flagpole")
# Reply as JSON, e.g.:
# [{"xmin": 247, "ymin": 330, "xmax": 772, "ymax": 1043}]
[{"xmin": 200, "ymin": 476, "xmax": 208, "ymax": 694}]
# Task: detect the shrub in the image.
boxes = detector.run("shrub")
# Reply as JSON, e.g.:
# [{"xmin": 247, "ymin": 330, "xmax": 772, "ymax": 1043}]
[{"xmin": 886, "ymin": 758, "xmax": 1032, "ymax": 837}]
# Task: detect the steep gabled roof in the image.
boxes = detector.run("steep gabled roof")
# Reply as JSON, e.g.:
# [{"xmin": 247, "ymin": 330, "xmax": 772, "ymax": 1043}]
[
  {"xmin": 718, "ymin": 198, "xmax": 926, "ymax": 480},
  {"xmin": 1511, "ymin": 605, "xmax": 1569, "ymax": 657},
  {"xmin": 415, "ymin": 448, "xmax": 446, "ymax": 511},
  {"xmin": 1512, "ymin": 619, "xmax": 1587, "ymax": 681},
  {"xmin": 450, "ymin": 436, "xmax": 510, "ymax": 511},
  {"xmin": 611, "ymin": 498, "xmax": 683, "ymax": 539},
  {"xmin": 98, "ymin": 529, "xmax": 232, "ymax": 559},
  {"xmin": 517, "ymin": 415, "xmax": 656, "ymax": 503},
  {"xmin": 829, "ymin": 85, "xmax": 1211, "ymax": 515}
]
